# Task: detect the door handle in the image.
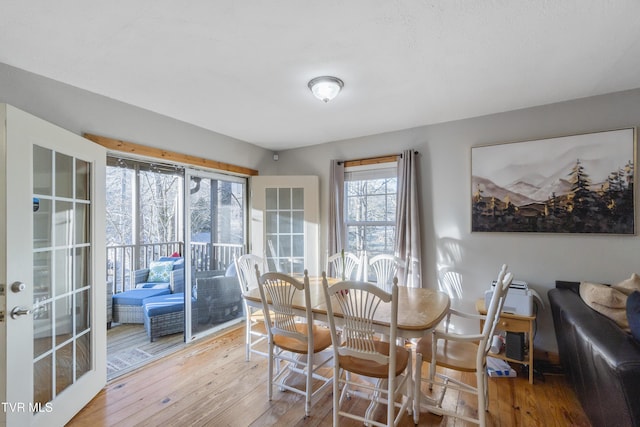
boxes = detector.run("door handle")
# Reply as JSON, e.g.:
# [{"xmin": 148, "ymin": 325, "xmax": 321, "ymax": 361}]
[{"xmin": 10, "ymin": 306, "xmax": 32, "ymax": 319}]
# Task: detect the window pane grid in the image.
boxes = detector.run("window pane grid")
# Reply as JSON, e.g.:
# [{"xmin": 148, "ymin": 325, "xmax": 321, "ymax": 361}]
[
  {"xmin": 265, "ymin": 187, "xmax": 304, "ymax": 274},
  {"xmin": 344, "ymin": 173, "xmax": 397, "ymax": 256},
  {"xmin": 33, "ymin": 146, "xmax": 93, "ymax": 405}
]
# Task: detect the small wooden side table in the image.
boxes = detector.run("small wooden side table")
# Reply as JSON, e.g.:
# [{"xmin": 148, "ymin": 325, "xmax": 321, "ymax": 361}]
[{"xmin": 476, "ymin": 298, "xmax": 536, "ymax": 384}]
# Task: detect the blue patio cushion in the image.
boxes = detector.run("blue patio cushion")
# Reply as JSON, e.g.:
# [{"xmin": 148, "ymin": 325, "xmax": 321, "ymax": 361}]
[
  {"xmin": 112, "ymin": 288, "xmax": 171, "ymax": 306},
  {"xmin": 143, "ymin": 293, "xmax": 189, "ymax": 317}
]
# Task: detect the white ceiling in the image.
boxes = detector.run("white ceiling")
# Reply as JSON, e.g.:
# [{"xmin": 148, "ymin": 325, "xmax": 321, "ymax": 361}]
[{"xmin": 2, "ymin": 1, "xmax": 640, "ymax": 151}]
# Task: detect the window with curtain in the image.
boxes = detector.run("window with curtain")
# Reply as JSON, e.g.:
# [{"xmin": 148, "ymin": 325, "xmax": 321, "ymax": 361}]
[{"xmin": 344, "ymin": 163, "xmax": 398, "ymax": 257}]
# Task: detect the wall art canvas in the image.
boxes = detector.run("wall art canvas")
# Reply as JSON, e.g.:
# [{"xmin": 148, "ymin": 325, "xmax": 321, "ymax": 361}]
[{"xmin": 471, "ymin": 128, "xmax": 636, "ymax": 234}]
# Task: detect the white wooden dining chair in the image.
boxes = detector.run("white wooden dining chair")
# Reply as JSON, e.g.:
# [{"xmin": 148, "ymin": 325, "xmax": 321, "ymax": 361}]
[
  {"xmin": 413, "ymin": 264, "xmax": 513, "ymax": 426},
  {"xmin": 256, "ymin": 269, "xmax": 333, "ymax": 418},
  {"xmin": 322, "ymin": 274, "xmax": 412, "ymax": 427},
  {"xmin": 369, "ymin": 254, "xmax": 405, "ymax": 291},
  {"xmin": 234, "ymin": 253, "xmax": 269, "ymax": 361},
  {"xmin": 326, "ymin": 251, "xmax": 363, "ymax": 281}
]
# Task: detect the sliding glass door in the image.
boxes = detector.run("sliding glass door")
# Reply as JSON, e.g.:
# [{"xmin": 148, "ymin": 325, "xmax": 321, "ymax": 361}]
[
  {"xmin": 106, "ymin": 158, "xmax": 247, "ymax": 349},
  {"xmin": 185, "ymin": 170, "xmax": 247, "ymax": 340}
]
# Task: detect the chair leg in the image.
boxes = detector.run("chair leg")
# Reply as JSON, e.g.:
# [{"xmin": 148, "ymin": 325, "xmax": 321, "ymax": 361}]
[
  {"xmin": 339, "ymin": 372, "xmax": 350, "ymax": 406},
  {"xmin": 483, "ymin": 369, "xmax": 489, "ymax": 411},
  {"xmin": 413, "ymin": 352, "xmax": 421, "ymax": 425},
  {"xmin": 305, "ymin": 353, "xmax": 312, "ymax": 417},
  {"xmin": 245, "ymin": 305, "xmax": 251, "ymax": 361},
  {"xmin": 406, "ymin": 349, "xmax": 413, "ymax": 416},
  {"xmin": 333, "ymin": 366, "xmax": 340, "ymax": 426},
  {"xmin": 365, "ymin": 379, "xmax": 383, "ymax": 422},
  {"xmin": 267, "ymin": 339, "xmax": 274, "ymax": 401},
  {"xmin": 277, "ymin": 351, "xmax": 292, "ymax": 392},
  {"xmin": 387, "ymin": 376, "xmax": 394, "ymax": 427},
  {"xmin": 476, "ymin": 370, "xmax": 486, "ymax": 427}
]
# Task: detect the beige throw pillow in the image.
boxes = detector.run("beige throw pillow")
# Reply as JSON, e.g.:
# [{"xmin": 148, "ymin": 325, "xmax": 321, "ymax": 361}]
[
  {"xmin": 579, "ymin": 281, "xmax": 629, "ymax": 330},
  {"xmin": 612, "ymin": 273, "xmax": 640, "ymax": 296}
]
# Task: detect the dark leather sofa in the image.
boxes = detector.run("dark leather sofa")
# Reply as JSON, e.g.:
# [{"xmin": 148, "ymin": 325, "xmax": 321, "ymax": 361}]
[{"xmin": 549, "ymin": 281, "xmax": 640, "ymax": 427}]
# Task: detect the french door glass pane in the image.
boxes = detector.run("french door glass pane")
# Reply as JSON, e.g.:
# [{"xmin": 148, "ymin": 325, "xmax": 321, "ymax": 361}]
[
  {"xmin": 34, "ymin": 198, "xmax": 52, "ymax": 249},
  {"xmin": 54, "ymin": 249, "xmax": 72, "ymax": 296},
  {"xmin": 74, "ymin": 247, "xmax": 90, "ymax": 289},
  {"xmin": 75, "ymin": 289, "xmax": 90, "ymax": 333},
  {"xmin": 33, "ymin": 301, "xmax": 52, "ymax": 359},
  {"xmin": 33, "ymin": 355, "xmax": 52, "ymax": 405},
  {"xmin": 55, "ymin": 201, "xmax": 73, "ymax": 247},
  {"xmin": 75, "ymin": 159, "xmax": 90, "ymax": 200},
  {"xmin": 265, "ymin": 187, "xmax": 304, "ymax": 274},
  {"xmin": 75, "ymin": 203, "xmax": 89, "ymax": 244},
  {"xmin": 292, "ymin": 188, "xmax": 304, "ymax": 209},
  {"xmin": 56, "ymin": 342, "xmax": 73, "ymax": 394},
  {"xmin": 33, "ymin": 145, "xmax": 52, "ymax": 195},
  {"xmin": 32, "ymin": 145, "xmax": 93, "ymax": 406},
  {"xmin": 76, "ymin": 332, "xmax": 91, "ymax": 378},
  {"xmin": 33, "ymin": 251, "xmax": 52, "ymax": 300},
  {"xmin": 55, "ymin": 152, "xmax": 73, "ymax": 198},
  {"xmin": 266, "ymin": 188, "xmax": 277, "ymax": 209}
]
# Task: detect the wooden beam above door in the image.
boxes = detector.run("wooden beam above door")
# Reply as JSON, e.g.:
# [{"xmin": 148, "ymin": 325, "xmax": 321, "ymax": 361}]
[{"xmin": 83, "ymin": 133, "xmax": 259, "ymax": 176}]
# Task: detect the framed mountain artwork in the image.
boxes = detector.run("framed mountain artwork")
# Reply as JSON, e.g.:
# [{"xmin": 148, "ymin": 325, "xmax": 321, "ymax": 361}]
[{"xmin": 471, "ymin": 127, "xmax": 636, "ymax": 234}]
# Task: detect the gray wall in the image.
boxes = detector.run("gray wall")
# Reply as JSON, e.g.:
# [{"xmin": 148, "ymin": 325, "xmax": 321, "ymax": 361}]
[
  {"xmin": 0, "ymin": 63, "xmax": 271, "ymax": 170},
  {"xmin": 3, "ymin": 62, "xmax": 639, "ymax": 353},
  {"xmin": 269, "ymin": 88, "xmax": 640, "ymax": 353}
]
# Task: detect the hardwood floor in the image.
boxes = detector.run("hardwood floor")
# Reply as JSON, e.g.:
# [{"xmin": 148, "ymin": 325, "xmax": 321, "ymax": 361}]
[
  {"xmin": 106, "ymin": 316, "xmax": 244, "ymax": 380},
  {"xmin": 70, "ymin": 326, "xmax": 590, "ymax": 427}
]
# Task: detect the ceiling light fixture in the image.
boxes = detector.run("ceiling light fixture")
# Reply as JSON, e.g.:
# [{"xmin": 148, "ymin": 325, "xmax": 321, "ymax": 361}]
[{"xmin": 308, "ymin": 76, "xmax": 344, "ymax": 103}]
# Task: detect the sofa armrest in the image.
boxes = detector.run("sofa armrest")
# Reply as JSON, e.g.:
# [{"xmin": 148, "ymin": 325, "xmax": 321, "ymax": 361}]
[
  {"xmin": 555, "ymin": 280, "xmax": 611, "ymax": 294},
  {"xmin": 549, "ymin": 285, "xmax": 640, "ymax": 427},
  {"xmin": 555, "ymin": 280, "xmax": 581, "ymax": 293},
  {"xmin": 171, "ymin": 269, "xmax": 186, "ymax": 293}
]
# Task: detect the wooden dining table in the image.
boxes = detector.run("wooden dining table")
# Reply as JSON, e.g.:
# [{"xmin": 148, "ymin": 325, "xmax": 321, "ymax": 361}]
[
  {"xmin": 242, "ymin": 275, "xmax": 451, "ymax": 339},
  {"xmin": 244, "ymin": 275, "xmax": 451, "ymax": 420}
]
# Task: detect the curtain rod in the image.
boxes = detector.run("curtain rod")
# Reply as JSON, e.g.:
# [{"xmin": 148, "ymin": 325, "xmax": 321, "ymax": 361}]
[{"xmin": 337, "ymin": 151, "xmax": 419, "ymax": 166}]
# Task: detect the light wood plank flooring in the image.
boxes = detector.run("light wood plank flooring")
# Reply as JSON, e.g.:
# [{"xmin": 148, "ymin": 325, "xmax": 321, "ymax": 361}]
[{"xmin": 71, "ymin": 326, "xmax": 590, "ymax": 426}]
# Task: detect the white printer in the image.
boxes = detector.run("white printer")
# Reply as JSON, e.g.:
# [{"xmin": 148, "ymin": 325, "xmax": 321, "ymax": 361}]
[{"xmin": 484, "ymin": 280, "xmax": 543, "ymax": 316}]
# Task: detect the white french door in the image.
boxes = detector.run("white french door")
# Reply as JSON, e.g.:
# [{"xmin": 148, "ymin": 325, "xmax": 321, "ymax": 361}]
[
  {"xmin": 250, "ymin": 176, "xmax": 319, "ymax": 276},
  {"xmin": 0, "ymin": 104, "xmax": 106, "ymax": 426}
]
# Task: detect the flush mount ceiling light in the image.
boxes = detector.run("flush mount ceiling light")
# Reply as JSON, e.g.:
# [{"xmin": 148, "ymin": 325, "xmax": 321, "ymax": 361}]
[{"xmin": 308, "ymin": 76, "xmax": 344, "ymax": 103}]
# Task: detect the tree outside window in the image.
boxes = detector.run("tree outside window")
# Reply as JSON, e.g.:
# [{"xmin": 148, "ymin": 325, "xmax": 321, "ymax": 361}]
[{"xmin": 344, "ymin": 165, "xmax": 397, "ymax": 258}]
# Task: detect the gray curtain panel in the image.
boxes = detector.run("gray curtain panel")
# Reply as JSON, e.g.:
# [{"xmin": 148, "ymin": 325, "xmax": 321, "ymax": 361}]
[
  {"xmin": 328, "ymin": 160, "xmax": 345, "ymax": 276},
  {"xmin": 395, "ymin": 150, "xmax": 422, "ymax": 288}
]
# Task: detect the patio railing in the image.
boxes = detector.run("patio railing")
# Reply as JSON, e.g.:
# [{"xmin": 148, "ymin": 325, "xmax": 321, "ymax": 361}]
[{"xmin": 107, "ymin": 242, "xmax": 245, "ymax": 294}]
